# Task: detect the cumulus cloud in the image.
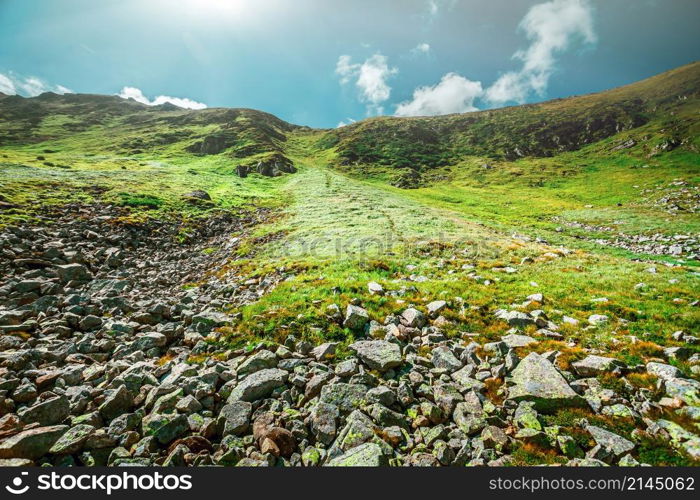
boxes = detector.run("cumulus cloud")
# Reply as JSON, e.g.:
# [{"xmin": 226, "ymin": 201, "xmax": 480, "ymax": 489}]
[
  {"xmin": 0, "ymin": 72, "xmax": 72, "ymax": 96},
  {"xmin": 336, "ymin": 53, "xmax": 398, "ymax": 115},
  {"xmin": 395, "ymin": 73, "xmax": 483, "ymax": 117},
  {"xmin": 336, "ymin": 117, "xmax": 356, "ymax": 128},
  {"xmin": 485, "ymin": 0, "xmax": 595, "ymax": 105},
  {"xmin": 411, "ymin": 43, "xmax": 431, "ymax": 55},
  {"xmin": 425, "ymin": 0, "xmax": 457, "ymax": 19},
  {"xmin": 117, "ymin": 86, "xmax": 207, "ymax": 110}
]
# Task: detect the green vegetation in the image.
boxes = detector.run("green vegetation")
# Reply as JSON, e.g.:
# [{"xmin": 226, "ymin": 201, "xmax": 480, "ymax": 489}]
[{"xmin": 0, "ymin": 61, "xmax": 698, "ymax": 366}]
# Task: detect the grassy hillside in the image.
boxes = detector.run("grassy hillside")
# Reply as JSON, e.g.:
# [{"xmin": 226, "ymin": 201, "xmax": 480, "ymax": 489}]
[{"xmin": 1, "ymin": 62, "xmax": 699, "ymax": 466}]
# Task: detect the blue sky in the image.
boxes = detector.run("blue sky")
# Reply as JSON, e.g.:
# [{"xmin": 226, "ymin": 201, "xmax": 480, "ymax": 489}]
[{"xmin": 0, "ymin": 0, "xmax": 698, "ymax": 128}]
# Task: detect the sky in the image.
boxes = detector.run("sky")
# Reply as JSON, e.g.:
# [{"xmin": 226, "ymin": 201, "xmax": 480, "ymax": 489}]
[{"xmin": 0, "ymin": 0, "xmax": 698, "ymax": 128}]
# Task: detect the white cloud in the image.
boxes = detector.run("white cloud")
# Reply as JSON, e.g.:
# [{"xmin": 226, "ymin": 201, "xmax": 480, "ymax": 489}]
[
  {"xmin": 117, "ymin": 86, "xmax": 207, "ymax": 110},
  {"xmin": 0, "ymin": 74, "xmax": 15, "ymax": 95},
  {"xmin": 336, "ymin": 117, "xmax": 356, "ymax": 128},
  {"xmin": 0, "ymin": 72, "xmax": 72, "ymax": 96},
  {"xmin": 485, "ymin": 0, "xmax": 595, "ymax": 105},
  {"xmin": 335, "ymin": 53, "xmax": 398, "ymax": 115},
  {"xmin": 425, "ymin": 0, "xmax": 458, "ymax": 19},
  {"xmin": 395, "ymin": 73, "xmax": 483, "ymax": 117},
  {"xmin": 412, "ymin": 43, "xmax": 431, "ymax": 55}
]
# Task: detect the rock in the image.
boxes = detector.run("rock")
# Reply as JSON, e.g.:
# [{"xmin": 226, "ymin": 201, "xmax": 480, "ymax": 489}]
[
  {"xmin": 0, "ymin": 425, "xmax": 68, "ymax": 459},
  {"xmin": 227, "ymin": 368, "xmax": 288, "ymax": 402},
  {"xmin": 311, "ymin": 342, "xmax": 337, "ymax": 361},
  {"xmin": 367, "ymin": 282, "xmax": 384, "ymax": 295},
  {"xmin": 218, "ymin": 401, "xmax": 252, "ymax": 436},
  {"xmin": 319, "ymin": 383, "xmax": 367, "ymax": 413},
  {"xmin": 495, "ymin": 310, "xmax": 534, "ymax": 328},
  {"xmin": 183, "ymin": 190, "xmax": 211, "ymax": 201},
  {"xmin": 646, "ymin": 362, "xmax": 680, "ymax": 380},
  {"xmin": 142, "ymin": 413, "xmax": 189, "ymax": 445},
  {"xmin": 331, "ymin": 410, "xmax": 377, "ymax": 452},
  {"xmin": 343, "ymin": 305, "xmax": 369, "ymax": 331},
  {"xmin": 18, "ymin": 395, "xmax": 70, "ymax": 426},
  {"xmin": 349, "ymin": 341, "xmax": 402, "ymax": 371},
  {"xmin": 401, "ymin": 308, "xmax": 426, "ymax": 328},
  {"xmin": 501, "ymin": 334, "xmax": 537, "ymax": 348},
  {"xmin": 310, "ymin": 402, "xmax": 339, "ymax": 445},
  {"xmin": 49, "ymin": 424, "xmax": 95, "ymax": 455},
  {"xmin": 237, "ymin": 350, "xmax": 278, "ymax": 376},
  {"xmin": 507, "ymin": 352, "xmax": 584, "ymax": 412},
  {"xmin": 99, "ymin": 385, "xmax": 133, "ymax": 421},
  {"xmin": 587, "ymin": 314, "xmax": 609, "ymax": 325},
  {"xmin": 427, "ymin": 300, "xmax": 447, "ymax": 317},
  {"xmin": 664, "ymin": 378, "xmax": 700, "ymax": 406},
  {"xmin": 586, "ymin": 425, "xmax": 635, "ymax": 456},
  {"xmin": 572, "ymin": 355, "xmax": 624, "ymax": 376},
  {"xmin": 326, "ymin": 442, "xmax": 389, "ymax": 466},
  {"xmin": 431, "ymin": 346, "xmax": 462, "ymax": 372},
  {"xmin": 56, "ymin": 263, "xmax": 92, "ymax": 283}
]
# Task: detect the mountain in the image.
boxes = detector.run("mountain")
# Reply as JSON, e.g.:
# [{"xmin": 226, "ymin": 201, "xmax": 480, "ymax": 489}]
[
  {"xmin": 322, "ymin": 61, "xmax": 699, "ymax": 170},
  {"xmin": 0, "ymin": 62, "xmax": 698, "ymax": 467}
]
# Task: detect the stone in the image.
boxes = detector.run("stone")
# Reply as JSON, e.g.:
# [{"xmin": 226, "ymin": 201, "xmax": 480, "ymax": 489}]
[
  {"xmin": 495, "ymin": 310, "xmax": 534, "ymax": 328},
  {"xmin": 311, "ymin": 342, "xmax": 337, "ymax": 361},
  {"xmin": 664, "ymin": 378, "xmax": 700, "ymax": 406},
  {"xmin": 507, "ymin": 352, "xmax": 583, "ymax": 412},
  {"xmin": 587, "ymin": 314, "xmax": 609, "ymax": 325},
  {"xmin": 501, "ymin": 334, "xmax": 537, "ymax": 348},
  {"xmin": 367, "ymin": 282, "xmax": 384, "ymax": 295},
  {"xmin": 586, "ymin": 425, "xmax": 635, "ymax": 456},
  {"xmin": 401, "ymin": 308, "xmax": 426, "ymax": 328},
  {"xmin": 349, "ymin": 341, "xmax": 402, "ymax": 371},
  {"xmin": 343, "ymin": 305, "xmax": 369, "ymax": 331},
  {"xmin": 49, "ymin": 424, "xmax": 95, "ymax": 455},
  {"xmin": 237, "ymin": 350, "xmax": 278, "ymax": 376},
  {"xmin": 0, "ymin": 425, "xmax": 68, "ymax": 459},
  {"xmin": 427, "ymin": 300, "xmax": 447, "ymax": 317},
  {"xmin": 571, "ymin": 355, "xmax": 624, "ymax": 376},
  {"xmin": 227, "ymin": 368, "xmax": 288, "ymax": 402},
  {"xmin": 431, "ymin": 346, "xmax": 462, "ymax": 372},
  {"xmin": 218, "ymin": 401, "xmax": 252, "ymax": 436},
  {"xmin": 646, "ymin": 362, "xmax": 680, "ymax": 380},
  {"xmin": 99, "ymin": 385, "xmax": 133, "ymax": 421},
  {"xmin": 18, "ymin": 395, "xmax": 70, "ymax": 426},
  {"xmin": 319, "ymin": 383, "xmax": 367, "ymax": 413},
  {"xmin": 56, "ymin": 263, "xmax": 92, "ymax": 283},
  {"xmin": 326, "ymin": 442, "xmax": 389, "ymax": 467}
]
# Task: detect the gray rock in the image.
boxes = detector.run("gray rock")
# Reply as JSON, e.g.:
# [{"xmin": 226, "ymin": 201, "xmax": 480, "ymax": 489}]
[
  {"xmin": 319, "ymin": 383, "xmax": 368, "ymax": 413},
  {"xmin": 646, "ymin": 362, "xmax": 680, "ymax": 380},
  {"xmin": 99, "ymin": 385, "xmax": 133, "ymax": 421},
  {"xmin": 227, "ymin": 368, "xmax": 288, "ymax": 402},
  {"xmin": 343, "ymin": 305, "xmax": 369, "ymax": 331},
  {"xmin": 218, "ymin": 401, "xmax": 252, "ymax": 436},
  {"xmin": 49, "ymin": 424, "xmax": 95, "ymax": 455},
  {"xmin": 401, "ymin": 308, "xmax": 426, "ymax": 328},
  {"xmin": 18, "ymin": 395, "xmax": 70, "ymax": 426},
  {"xmin": 507, "ymin": 352, "xmax": 583, "ymax": 412},
  {"xmin": 431, "ymin": 346, "xmax": 462, "ymax": 372},
  {"xmin": 56, "ymin": 263, "xmax": 92, "ymax": 283},
  {"xmin": 501, "ymin": 334, "xmax": 537, "ymax": 348},
  {"xmin": 349, "ymin": 341, "xmax": 402, "ymax": 371},
  {"xmin": 571, "ymin": 355, "xmax": 624, "ymax": 376},
  {"xmin": 326, "ymin": 442, "xmax": 389, "ymax": 466},
  {"xmin": 0, "ymin": 425, "xmax": 68, "ymax": 459},
  {"xmin": 586, "ymin": 425, "xmax": 635, "ymax": 456},
  {"xmin": 237, "ymin": 350, "xmax": 278, "ymax": 377}
]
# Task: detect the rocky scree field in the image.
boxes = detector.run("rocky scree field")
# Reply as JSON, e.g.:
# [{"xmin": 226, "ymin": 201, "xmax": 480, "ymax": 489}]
[{"xmin": 0, "ymin": 62, "xmax": 698, "ymax": 467}]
